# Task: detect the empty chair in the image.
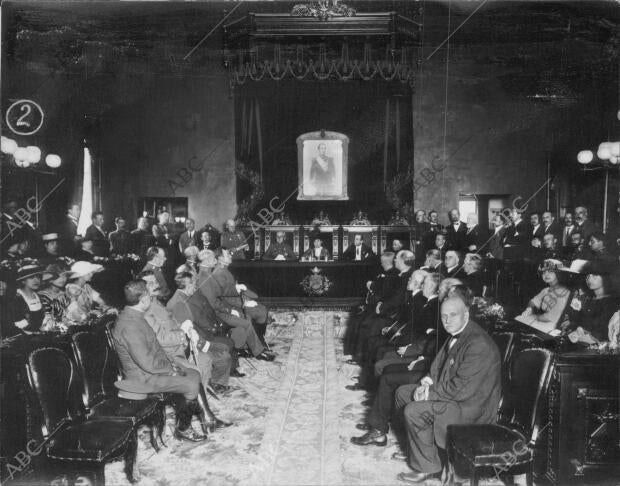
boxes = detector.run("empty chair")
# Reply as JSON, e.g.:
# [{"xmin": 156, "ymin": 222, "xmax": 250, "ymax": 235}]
[{"xmin": 26, "ymin": 347, "xmax": 138, "ymax": 484}]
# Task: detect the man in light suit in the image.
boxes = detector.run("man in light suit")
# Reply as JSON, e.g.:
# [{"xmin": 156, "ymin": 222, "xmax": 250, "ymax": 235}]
[
  {"xmin": 178, "ymin": 218, "xmax": 199, "ymax": 254},
  {"xmin": 342, "ymin": 233, "xmax": 375, "ymax": 261},
  {"xmin": 112, "ymin": 279, "xmax": 205, "ymax": 442},
  {"xmin": 394, "ymin": 293, "xmax": 501, "ymax": 483}
]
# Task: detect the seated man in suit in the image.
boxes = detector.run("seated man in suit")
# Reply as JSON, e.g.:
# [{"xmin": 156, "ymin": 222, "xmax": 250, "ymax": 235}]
[
  {"xmin": 303, "ymin": 237, "xmax": 331, "ymax": 261},
  {"xmin": 350, "ymin": 275, "xmax": 450, "ymax": 448},
  {"xmin": 140, "ymin": 270, "xmax": 232, "ymax": 395},
  {"xmin": 393, "ymin": 291, "xmax": 501, "ymax": 483},
  {"xmin": 112, "ymin": 279, "xmax": 206, "ymax": 442},
  {"xmin": 168, "ymin": 269, "xmax": 244, "ymax": 379},
  {"xmin": 197, "ymin": 249, "xmax": 274, "ymax": 361},
  {"xmin": 461, "ymin": 253, "xmax": 484, "ymax": 296},
  {"xmin": 441, "ymin": 250, "xmax": 461, "ymax": 279},
  {"xmin": 420, "ymin": 249, "xmax": 442, "ymax": 272},
  {"xmin": 342, "ymin": 233, "xmax": 375, "ymax": 261},
  {"xmin": 344, "ymin": 252, "xmax": 398, "ymax": 358},
  {"xmin": 347, "ymin": 250, "xmax": 414, "ymax": 390},
  {"xmin": 263, "ymin": 231, "xmax": 296, "ymax": 261},
  {"xmin": 142, "ymin": 246, "xmax": 172, "ymax": 302}
]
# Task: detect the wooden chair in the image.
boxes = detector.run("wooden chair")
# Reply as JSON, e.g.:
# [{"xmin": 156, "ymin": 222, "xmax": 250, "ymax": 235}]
[
  {"xmin": 446, "ymin": 347, "xmax": 554, "ymax": 486},
  {"xmin": 26, "ymin": 347, "xmax": 138, "ymax": 484}
]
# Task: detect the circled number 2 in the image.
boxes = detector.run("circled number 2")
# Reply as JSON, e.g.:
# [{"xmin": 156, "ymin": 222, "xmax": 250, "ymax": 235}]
[{"xmin": 5, "ymin": 99, "xmax": 44, "ymax": 136}]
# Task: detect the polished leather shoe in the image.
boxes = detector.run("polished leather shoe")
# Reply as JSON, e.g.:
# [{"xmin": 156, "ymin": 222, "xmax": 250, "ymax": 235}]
[
  {"xmin": 345, "ymin": 383, "xmax": 365, "ymax": 391},
  {"xmin": 391, "ymin": 451, "xmax": 407, "ymax": 461},
  {"xmin": 396, "ymin": 471, "xmax": 441, "ymax": 483},
  {"xmin": 174, "ymin": 426, "xmax": 207, "ymax": 442},
  {"xmin": 350, "ymin": 429, "xmax": 387, "ymax": 447},
  {"xmin": 230, "ymin": 368, "xmax": 246, "ymax": 378},
  {"xmin": 236, "ymin": 348, "xmax": 252, "ymax": 358},
  {"xmin": 212, "ymin": 383, "xmax": 231, "ymax": 393},
  {"xmin": 255, "ymin": 351, "xmax": 275, "ymax": 361},
  {"xmin": 355, "ymin": 423, "xmax": 371, "ymax": 431}
]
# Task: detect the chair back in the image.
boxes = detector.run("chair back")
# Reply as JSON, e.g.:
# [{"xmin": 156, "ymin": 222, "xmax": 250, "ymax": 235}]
[
  {"xmin": 26, "ymin": 347, "xmax": 85, "ymax": 437},
  {"xmin": 491, "ymin": 332, "xmax": 515, "ymax": 366},
  {"xmin": 71, "ymin": 331, "xmax": 119, "ymax": 409},
  {"xmin": 498, "ymin": 347, "xmax": 554, "ymax": 444}
]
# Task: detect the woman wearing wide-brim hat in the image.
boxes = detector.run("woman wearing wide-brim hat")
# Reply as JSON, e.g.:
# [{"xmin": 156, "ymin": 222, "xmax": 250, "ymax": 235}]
[
  {"xmin": 563, "ymin": 259, "xmax": 620, "ymax": 345},
  {"xmin": 39, "ymin": 262, "xmax": 72, "ymax": 327},
  {"xmin": 10, "ymin": 262, "xmax": 46, "ymax": 335}
]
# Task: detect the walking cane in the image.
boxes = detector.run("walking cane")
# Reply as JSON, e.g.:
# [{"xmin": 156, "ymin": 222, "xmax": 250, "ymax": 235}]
[{"xmin": 189, "ymin": 338, "xmax": 219, "ymax": 401}]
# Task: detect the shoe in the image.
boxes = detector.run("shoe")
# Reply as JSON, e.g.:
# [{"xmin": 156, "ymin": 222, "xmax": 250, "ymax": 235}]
[
  {"xmin": 236, "ymin": 348, "xmax": 252, "ymax": 358},
  {"xmin": 212, "ymin": 383, "xmax": 231, "ymax": 393},
  {"xmin": 174, "ymin": 426, "xmax": 207, "ymax": 442},
  {"xmin": 230, "ymin": 368, "xmax": 246, "ymax": 378},
  {"xmin": 255, "ymin": 351, "xmax": 275, "ymax": 361},
  {"xmin": 204, "ymin": 417, "xmax": 233, "ymax": 432},
  {"xmin": 345, "ymin": 383, "xmax": 365, "ymax": 391},
  {"xmin": 391, "ymin": 451, "xmax": 407, "ymax": 461},
  {"xmin": 355, "ymin": 423, "xmax": 371, "ymax": 431},
  {"xmin": 396, "ymin": 471, "xmax": 441, "ymax": 483},
  {"xmin": 350, "ymin": 429, "xmax": 387, "ymax": 447}
]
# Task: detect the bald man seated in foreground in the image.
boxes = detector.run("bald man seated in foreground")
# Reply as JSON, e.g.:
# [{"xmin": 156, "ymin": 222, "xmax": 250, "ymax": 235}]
[{"xmin": 393, "ymin": 292, "xmax": 501, "ymax": 483}]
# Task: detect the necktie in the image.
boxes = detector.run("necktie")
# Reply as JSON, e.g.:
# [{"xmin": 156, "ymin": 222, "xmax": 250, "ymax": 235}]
[
  {"xmin": 448, "ymin": 334, "xmax": 459, "ymax": 349},
  {"xmin": 438, "ymin": 334, "xmax": 459, "ymax": 376}
]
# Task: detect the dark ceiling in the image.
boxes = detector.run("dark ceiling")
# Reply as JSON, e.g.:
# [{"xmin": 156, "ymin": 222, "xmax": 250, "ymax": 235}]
[{"xmin": 2, "ymin": 0, "xmax": 619, "ymax": 76}]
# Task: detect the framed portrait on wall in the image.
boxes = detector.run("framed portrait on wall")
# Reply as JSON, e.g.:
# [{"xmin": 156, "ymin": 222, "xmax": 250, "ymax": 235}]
[{"xmin": 297, "ymin": 131, "xmax": 349, "ymax": 200}]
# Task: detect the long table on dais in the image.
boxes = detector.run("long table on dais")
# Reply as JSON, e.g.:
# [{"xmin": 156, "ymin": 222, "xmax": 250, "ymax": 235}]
[{"xmin": 229, "ymin": 260, "xmax": 378, "ymax": 306}]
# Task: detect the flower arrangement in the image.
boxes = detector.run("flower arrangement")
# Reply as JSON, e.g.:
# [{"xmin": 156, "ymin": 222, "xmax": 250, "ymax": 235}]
[{"xmin": 471, "ymin": 296, "xmax": 506, "ymax": 331}]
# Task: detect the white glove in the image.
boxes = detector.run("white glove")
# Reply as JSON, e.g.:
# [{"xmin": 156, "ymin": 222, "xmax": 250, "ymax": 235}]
[
  {"xmin": 189, "ymin": 329, "xmax": 200, "ymax": 345},
  {"xmin": 397, "ymin": 345, "xmax": 409, "ymax": 356},
  {"xmin": 407, "ymin": 356, "xmax": 425, "ymax": 371},
  {"xmin": 201, "ymin": 341, "xmax": 211, "ymax": 353},
  {"xmin": 231, "ymin": 309, "xmax": 240, "ymax": 318},
  {"xmin": 235, "ymin": 283, "xmax": 247, "ymax": 293},
  {"xmin": 244, "ymin": 299, "xmax": 258, "ymax": 308},
  {"xmin": 180, "ymin": 320, "xmax": 194, "ymax": 335},
  {"xmin": 15, "ymin": 319, "xmax": 28, "ymax": 329}
]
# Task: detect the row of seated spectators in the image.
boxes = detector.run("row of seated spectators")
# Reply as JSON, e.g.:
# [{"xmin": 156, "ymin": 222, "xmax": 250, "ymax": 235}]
[{"xmin": 343, "ymin": 243, "xmax": 619, "ymax": 482}]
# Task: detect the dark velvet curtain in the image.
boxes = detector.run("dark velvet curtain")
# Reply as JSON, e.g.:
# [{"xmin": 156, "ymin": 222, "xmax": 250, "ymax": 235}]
[{"xmin": 235, "ymin": 80, "xmax": 413, "ymax": 225}]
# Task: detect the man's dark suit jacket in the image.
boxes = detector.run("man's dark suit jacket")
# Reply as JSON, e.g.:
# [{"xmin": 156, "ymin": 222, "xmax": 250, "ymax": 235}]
[
  {"xmin": 465, "ymin": 225, "xmax": 487, "ymax": 252},
  {"xmin": 462, "ymin": 271, "xmax": 484, "ymax": 296},
  {"xmin": 393, "ymin": 290, "xmax": 428, "ymax": 345},
  {"xmin": 378, "ymin": 268, "xmax": 413, "ymax": 320},
  {"xmin": 109, "ymin": 229, "xmax": 132, "ymax": 255},
  {"xmin": 426, "ymin": 320, "xmax": 501, "ymax": 448},
  {"xmin": 84, "ymin": 224, "xmax": 109, "ymax": 257},
  {"xmin": 142, "ymin": 262, "xmax": 171, "ymax": 301},
  {"xmin": 178, "ymin": 230, "xmax": 199, "ymax": 253},
  {"xmin": 574, "ymin": 220, "xmax": 599, "ymax": 241},
  {"xmin": 342, "ymin": 243, "xmax": 375, "ymax": 261},
  {"xmin": 422, "ymin": 224, "xmax": 444, "ymax": 252},
  {"xmin": 131, "ymin": 229, "xmax": 156, "ymax": 258},
  {"xmin": 167, "ymin": 289, "xmax": 217, "ymax": 348},
  {"xmin": 446, "ymin": 222, "xmax": 468, "ymax": 252},
  {"xmin": 112, "ymin": 306, "xmax": 174, "ymax": 383},
  {"xmin": 543, "ymin": 222, "xmax": 561, "ymax": 240},
  {"xmin": 367, "ymin": 267, "xmax": 400, "ymax": 306},
  {"xmin": 487, "ymin": 227, "xmax": 506, "ymax": 260},
  {"xmin": 60, "ymin": 216, "xmax": 78, "ymax": 255}
]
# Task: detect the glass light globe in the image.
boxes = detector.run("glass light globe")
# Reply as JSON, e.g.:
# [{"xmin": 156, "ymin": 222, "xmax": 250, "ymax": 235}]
[
  {"xmin": 577, "ymin": 150, "xmax": 593, "ymax": 164},
  {"xmin": 45, "ymin": 154, "xmax": 62, "ymax": 168},
  {"xmin": 610, "ymin": 141, "xmax": 620, "ymax": 158},
  {"xmin": 610, "ymin": 156, "xmax": 619, "ymax": 165},
  {"xmin": 26, "ymin": 146, "xmax": 41, "ymax": 164},
  {"xmin": 1, "ymin": 136, "xmax": 18, "ymax": 154},
  {"xmin": 597, "ymin": 142, "xmax": 612, "ymax": 160},
  {"xmin": 14, "ymin": 147, "xmax": 28, "ymax": 164}
]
